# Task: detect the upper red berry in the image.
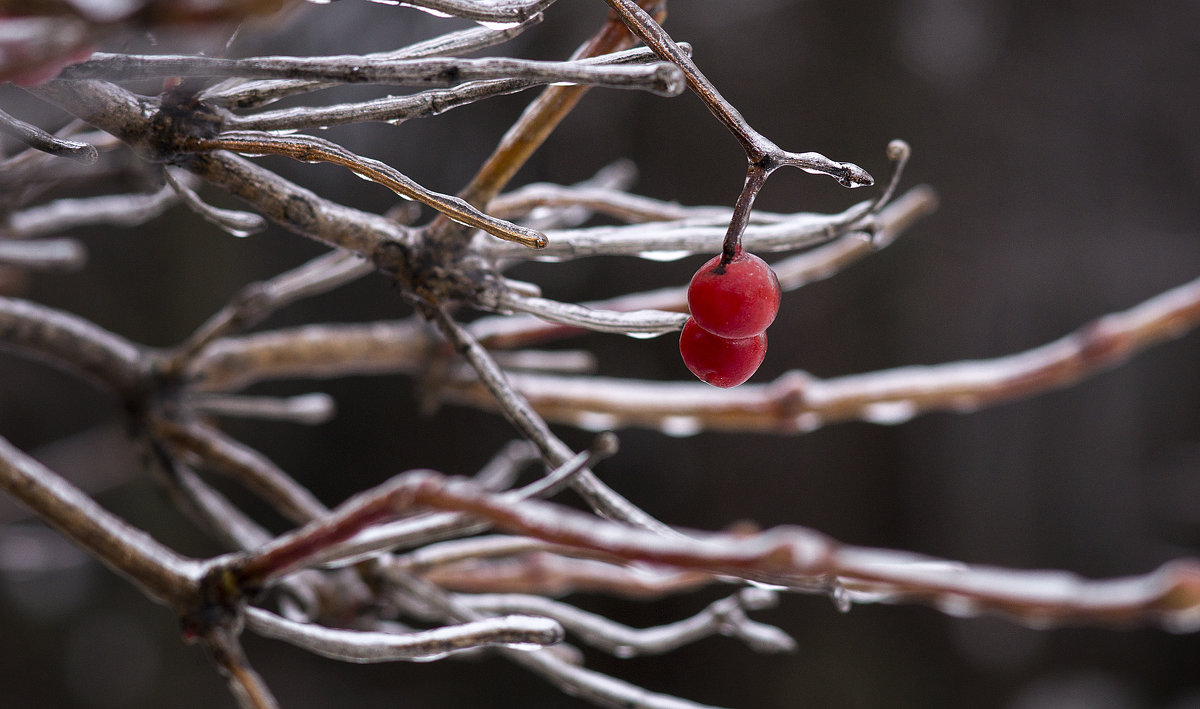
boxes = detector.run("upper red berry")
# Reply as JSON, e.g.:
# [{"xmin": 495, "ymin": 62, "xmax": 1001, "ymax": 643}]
[
  {"xmin": 687, "ymin": 248, "xmax": 781, "ymax": 339},
  {"xmin": 679, "ymin": 317, "xmax": 767, "ymax": 388}
]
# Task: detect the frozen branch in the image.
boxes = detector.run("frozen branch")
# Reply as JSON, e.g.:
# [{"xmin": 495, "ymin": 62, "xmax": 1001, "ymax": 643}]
[
  {"xmin": 459, "ymin": 588, "xmax": 795, "ymax": 656},
  {"xmin": 421, "ymin": 551, "xmax": 714, "ymax": 598},
  {"xmin": 185, "ymin": 393, "xmax": 337, "ymax": 425},
  {"xmin": 237, "ymin": 470, "xmax": 1200, "ymax": 630},
  {"xmin": 64, "ymin": 53, "xmax": 684, "ymax": 96},
  {"xmin": 164, "ymin": 167, "xmax": 267, "ymax": 237},
  {"xmin": 431, "ymin": 306, "xmax": 675, "ymax": 535},
  {"xmin": 188, "ymin": 131, "xmax": 548, "ymax": 248},
  {"xmin": 0, "ymin": 295, "xmax": 147, "ymax": 395},
  {"xmin": 384, "ymin": 0, "xmax": 556, "ymax": 23},
  {"xmin": 1, "ymin": 183, "xmax": 179, "ymax": 239},
  {"xmin": 205, "ymin": 627, "xmax": 282, "ymax": 709},
  {"xmin": 0, "ymin": 107, "xmax": 98, "ymax": 164},
  {"xmin": 0, "ymin": 237, "xmax": 86, "ymax": 271},
  {"xmin": 246, "ymin": 607, "xmax": 563, "ymax": 662},
  {"xmin": 444, "ymin": 272, "xmax": 1200, "ymax": 434},
  {"xmin": 468, "ymin": 186, "xmax": 938, "ymax": 349},
  {"xmin": 202, "ymin": 20, "xmax": 542, "ymax": 108},
  {"xmin": 187, "ymin": 319, "xmax": 431, "ymax": 392},
  {"xmin": 170, "ymin": 248, "xmax": 372, "ymax": 365},
  {"xmin": 0, "ymin": 435, "xmax": 202, "ymax": 609},
  {"xmin": 485, "ymin": 290, "xmax": 688, "ymax": 336},
  {"xmin": 222, "ymin": 45, "xmax": 684, "ymax": 132},
  {"xmin": 151, "ymin": 417, "xmax": 329, "ymax": 525}
]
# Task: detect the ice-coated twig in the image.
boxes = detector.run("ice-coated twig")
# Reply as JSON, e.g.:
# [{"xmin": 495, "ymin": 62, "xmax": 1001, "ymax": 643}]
[
  {"xmin": 185, "ymin": 393, "xmax": 337, "ymax": 425},
  {"xmin": 506, "ymin": 646, "xmax": 727, "ymax": 709},
  {"xmin": 603, "ymin": 0, "xmax": 870, "ymax": 269},
  {"xmin": 239, "ymin": 470, "xmax": 1200, "ymax": 628},
  {"xmin": 375, "ymin": 566, "xmax": 727, "ymax": 709},
  {"xmin": 431, "ymin": 306, "xmax": 676, "ymax": 535},
  {"xmin": 164, "ymin": 167, "xmax": 267, "ymax": 237},
  {"xmin": 481, "ymin": 203, "xmax": 871, "ymax": 261},
  {"xmin": 187, "ymin": 131, "xmax": 549, "ymax": 248},
  {"xmin": 0, "ymin": 435, "xmax": 203, "ymax": 608},
  {"xmin": 421, "ymin": 552, "xmax": 714, "ymax": 598},
  {"xmin": 1, "ymin": 183, "xmax": 179, "ymax": 239},
  {"xmin": 151, "ymin": 417, "xmax": 328, "ymax": 524},
  {"xmin": 223, "ymin": 76, "xmax": 539, "ymax": 132},
  {"xmin": 186, "ymin": 318, "xmax": 431, "ymax": 391},
  {"xmin": 445, "ymin": 272, "xmax": 1200, "ymax": 434},
  {"xmin": 384, "ymin": 0, "xmax": 556, "ymax": 23},
  {"xmin": 64, "ymin": 53, "xmax": 684, "ymax": 97},
  {"xmin": 471, "ymin": 439, "xmax": 541, "ymax": 491},
  {"xmin": 448, "ymin": 0, "xmax": 668, "ymax": 220},
  {"xmin": 305, "ymin": 432, "xmax": 620, "ymax": 568},
  {"xmin": 171, "ymin": 248, "xmax": 372, "ymax": 365},
  {"xmin": 0, "ymin": 107, "xmax": 98, "ymax": 164},
  {"xmin": 0, "ymin": 238, "xmax": 86, "ymax": 271},
  {"xmin": 485, "ymin": 290, "xmax": 688, "ymax": 336},
  {"xmin": 202, "ymin": 20, "xmax": 542, "ymax": 108},
  {"xmin": 245, "ymin": 607, "xmax": 563, "ymax": 662},
  {"xmin": 223, "ymin": 45, "xmax": 683, "ymax": 132},
  {"xmin": 469, "ymin": 184, "xmax": 937, "ymax": 347},
  {"xmin": 0, "ymin": 294, "xmax": 147, "ymax": 395},
  {"xmin": 30, "ymin": 80, "xmax": 411, "ymax": 260},
  {"xmin": 204, "ymin": 626, "xmax": 282, "ymax": 709},
  {"xmin": 176, "ymin": 187, "xmax": 930, "ymax": 389},
  {"xmin": 489, "ymin": 182, "xmax": 756, "ymax": 225},
  {"xmin": 459, "ymin": 588, "xmax": 796, "ymax": 656}
]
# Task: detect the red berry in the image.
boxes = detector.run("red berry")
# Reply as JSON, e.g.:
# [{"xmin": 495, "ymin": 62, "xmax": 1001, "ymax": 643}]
[
  {"xmin": 687, "ymin": 248, "xmax": 781, "ymax": 339},
  {"xmin": 679, "ymin": 317, "xmax": 767, "ymax": 388}
]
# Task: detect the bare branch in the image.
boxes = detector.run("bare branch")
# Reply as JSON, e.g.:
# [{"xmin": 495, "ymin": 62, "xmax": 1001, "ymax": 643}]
[
  {"xmin": 446, "ymin": 272, "xmax": 1200, "ymax": 434},
  {"xmin": 0, "ymin": 435, "xmax": 202, "ymax": 608},
  {"xmin": 204, "ymin": 626, "xmax": 282, "ymax": 709},
  {"xmin": 170, "ymin": 248, "xmax": 372, "ymax": 365},
  {"xmin": 246, "ymin": 607, "xmax": 563, "ymax": 662},
  {"xmin": 164, "ymin": 167, "xmax": 267, "ymax": 237},
  {"xmin": 431, "ymin": 306, "xmax": 675, "ymax": 534},
  {"xmin": 481, "ymin": 202, "xmax": 870, "ymax": 261},
  {"xmin": 486, "ymin": 290, "xmax": 688, "ymax": 336},
  {"xmin": 0, "ymin": 295, "xmax": 147, "ymax": 395},
  {"xmin": 223, "ymin": 45, "xmax": 682, "ymax": 132},
  {"xmin": 64, "ymin": 52, "xmax": 684, "ymax": 96},
  {"xmin": 1, "ymin": 183, "xmax": 179, "ymax": 239},
  {"xmin": 202, "ymin": 20, "xmax": 543, "ymax": 108},
  {"xmin": 185, "ymin": 392, "xmax": 337, "ymax": 425},
  {"xmin": 422, "ymin": 552, "xmax": 714, "ymax": 599},
  {"xmin": 459, "ymin": 588, "xmax": 795, "ymax": 656},
  {"xmin": 384, "ymin": 0, "xmax": 556, "ymax": 23},
  {"xmin": 187, "ymin": 319, "xmax": 431, "ymax": 392},
  {"xmin": 151, "ymin": 417, "xmax": 329, "ymax": 525},
  {"xmin": 0, "ymin": 237, "xmax": 86, "ymax": 271},
  {"xmin": 243, "ymin": 470, "xmax": 1200, "ymax": 629},
  {"xmin": 188, "ymin": 131, "xmax": 548, "ymax": 249},
  {"xmin": 0, "ymin": 107, "xmax": 98, "ymax": 164}
]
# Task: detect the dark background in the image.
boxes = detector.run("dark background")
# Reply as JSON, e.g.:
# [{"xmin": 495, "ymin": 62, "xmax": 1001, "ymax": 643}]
[{"xmin": 1, "ymin": 1, "xmax": 1199, "ymax": 707}]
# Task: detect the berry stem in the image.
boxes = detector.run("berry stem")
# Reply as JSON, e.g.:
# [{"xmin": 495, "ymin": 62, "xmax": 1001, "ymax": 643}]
[{"xmin": 720, "ymin": 164, "xmax": 770, "ymax": 266}]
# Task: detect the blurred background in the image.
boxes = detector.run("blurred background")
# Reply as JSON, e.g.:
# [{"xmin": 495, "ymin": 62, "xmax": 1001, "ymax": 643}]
[{"xmin": 1, "ymin": 1, "xmax": 1199, "ymax": 707}]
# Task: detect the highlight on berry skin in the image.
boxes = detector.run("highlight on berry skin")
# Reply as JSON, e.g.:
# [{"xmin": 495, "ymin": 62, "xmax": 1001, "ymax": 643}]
[
  {"xmin": 686, "ymin": 248, "xmax": 781, "ymax": 339},
  {"xmin": 678, "ymin": 317, "xmax": 768, "ymax": 388}
]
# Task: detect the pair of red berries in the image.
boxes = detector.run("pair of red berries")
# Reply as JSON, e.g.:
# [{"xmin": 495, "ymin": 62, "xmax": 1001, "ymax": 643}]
[{"xmin": 679, "ymin": 248, "xmax": 781, "ymax": 387}]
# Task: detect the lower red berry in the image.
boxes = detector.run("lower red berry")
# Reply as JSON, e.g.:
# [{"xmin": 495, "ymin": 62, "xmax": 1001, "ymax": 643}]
[{"xmin": 679, "ymin": 317, "xmax": 767, "ymax": 388}]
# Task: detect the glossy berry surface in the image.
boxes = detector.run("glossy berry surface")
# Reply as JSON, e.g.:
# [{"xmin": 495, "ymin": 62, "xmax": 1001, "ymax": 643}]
[
  {"xmin": 687, "ymin": 248, "xmax": 781, "ymax": 339},
  {"xmin": 679, "ymin": 317, "xmax": 767, "ymax": 388}
]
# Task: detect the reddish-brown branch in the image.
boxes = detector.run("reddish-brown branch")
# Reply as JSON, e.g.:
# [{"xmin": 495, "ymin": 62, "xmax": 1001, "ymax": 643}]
[
  {"xmin": 442, "ymin": 273, "xmax": 1200, "ymax": 434},
  {"xmin": 235, "ymin": 470, "xmax": 1200, "ymax": 629}
]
